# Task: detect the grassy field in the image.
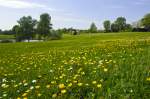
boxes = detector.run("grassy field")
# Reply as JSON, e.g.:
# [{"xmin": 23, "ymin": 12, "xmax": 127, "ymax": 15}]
[
  {"xmin": 0, "ymin": 35, "xmax": 15, "ymax": 39},
  {"xmin": 0, "ymin": 32, "xmax": 150, "ymax": 99}
]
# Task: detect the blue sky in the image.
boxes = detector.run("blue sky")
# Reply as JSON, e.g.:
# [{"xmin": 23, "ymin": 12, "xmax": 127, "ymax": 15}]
[{"xmin": 0, "ymin": 0, "xmax": 150, "ymax": 30}]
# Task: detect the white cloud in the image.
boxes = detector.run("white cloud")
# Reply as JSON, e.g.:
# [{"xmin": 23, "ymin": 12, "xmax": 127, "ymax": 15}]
[
  {"xmin": 0, "ymin": 0, "xmax": 57, "ymax": 11},
  {"xmin": 109, "ymin": 5, "xmax": 125, "ymax": 9},
  {"xmin": 134, "ymin": 0, "xmax": 149, "ymax": 5}
]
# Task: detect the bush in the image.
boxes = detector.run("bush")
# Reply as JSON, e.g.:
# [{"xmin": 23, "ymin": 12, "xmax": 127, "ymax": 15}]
[
  {"xmin": 0, "ymin": 39, "xmax": 13, "ymax": 43},
  {"xmin": 49, "ymin": 30, "xmax": 63, "ymax": 40}
]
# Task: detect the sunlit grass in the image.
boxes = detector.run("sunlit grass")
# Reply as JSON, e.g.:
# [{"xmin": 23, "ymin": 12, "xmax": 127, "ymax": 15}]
[{"xmin": 0, "ymin": 32, "xmax": 150, "ymax": 98}]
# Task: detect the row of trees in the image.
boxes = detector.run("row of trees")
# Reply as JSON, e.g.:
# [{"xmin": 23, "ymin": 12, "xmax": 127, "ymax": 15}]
[
  {"xmin": 1, "ymin": 13, "xmax": 150, "ymax": 37},
  {"xmin": 103, "ymin": 17, "xmax": 132, "ymax": 32},
  {"xmin": 103, "ymin": 13, "xmax": 150, "ymax": 32},
  {"xmin": 12, "ymin": 13, "xmax": 59, "ymax": 42}
]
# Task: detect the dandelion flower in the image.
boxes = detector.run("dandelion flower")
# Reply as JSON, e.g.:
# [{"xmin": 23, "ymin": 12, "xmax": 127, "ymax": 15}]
[
  {"xmin": 61, "ymin": 89, "xmax": 67, "ymax": 94},
  {"xmin": 68, "ymin": 83, "xmax": 72, "ymax": 87},
  {"xmin": 22, "ymin": 93, "xmax": 28, "ymax": 97},
  {"xmin": 104, "ymin": 68, "xmax": 108, "ymax": 72},
  {"xmin": 92, "ymin": 81, "xmax": 97, "ymax": 84},
  {"xmin": 97, "ymin": 84, "xmax": 102, "ymax": 88},
  {"xmin": 59, "ymin": 84, "xmax": 65, "ymax": 89},
  {"xmin": 35, "ymin": 86, "xmax": 40, "ymax": 89},
  {"xmin": 78, "ymin": 83, "xmax": 83, "ymax": 87},
  {"xmin": 146, "ymin": 77, "xmax": 150, "ymax": 81},
  {"xmin": 73, "ymin": 80, "xmax": 77, "ymax": 83},
  {"xmin": 37, "ymin": 93, "xmax": 42, "ymax": 97},
  {"xmin": 46, "ymin": 84, "xmax": 51, "ymax": 89},
  {"xmin": 23, "ymin": 97, "xmax": 28, "ymax": 99},
  {"xmin": 52, "ymin": 94, "xmax": 57, "ymax": 98}
]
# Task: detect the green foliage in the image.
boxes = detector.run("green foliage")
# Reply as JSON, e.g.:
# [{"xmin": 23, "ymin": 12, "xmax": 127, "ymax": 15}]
[
  {"xmin": 89, "ymin": 22, "xmax": 97, "ymax": 33},
  {"xmin": 141, "ymin": 13, "xmax": 150, "ymax": 30},
  {"xmin": 49, "ymin": 30, "xmax": 63, "ymax": 40},
  {"xmin": 115, "ymin": 17, "xmax": 127, "ymax": 31},
  {"xmin": 0, "ymin": 33, "xmax": 150, "ymax": 98},
  {"xmin": 16, "ymin": 16, "xmax": 37, "ymax": 41},
  {"xmin": 103, "ymin": 20, "xmax": 111, "ymax": 32},
  {"xmin": 125, "ymin": 24, "xmax": 132, "ymax": 32},
  {"xmin": 37, "ymin": 13, "xmax": 52, "ymax": 39},
  {"xmin": 111, "ymin": 23, "xmax": 119, "ymax": 32}
]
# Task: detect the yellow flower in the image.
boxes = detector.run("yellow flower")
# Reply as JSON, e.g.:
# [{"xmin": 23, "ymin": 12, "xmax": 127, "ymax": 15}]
[
  {"xmin": 51, "ymin": 81, "xmax": 56, "ymax": 84},
  {"xmin": 73, "ymin": 80, "xmax": 77, "ymax": 83},
  {"xmin": 22, "ymin": 93, "xmax": 28, "ymax": 97},
  {"xmin": 37, "ymin": 93, "xmax": 42, "ymax": 97},
  {"xmin": 146, "ymin": 77, "xmax": 150, "ymax": 81},
  {"xmin": 92, "ymin": 81, "xmax": 97, "ymax": 84},
  {"xmin": 25, "ymin": 89, "xmax": 30, "ymax": 93},
  {"xmin": 35, "ymin": 86, "xmax": 40, "ymax": 89},
  {"xmin": 97, "ymin": 84, "xmax": 102, "ymax": 88},
  {"xmin": 68, "ymin": 83, "xmax": 72, "ymax": 87},
  {"xmin": 46, "ymin": 84, "xmax": 51, "ymax": 89},
  {"xmin": 23, "ymin": 80, "xmax": 27, "ymax": 83},
  {"xmin": 23, "ymin": 97, "xmax": 28, "ymax": 99},
  {"xmin": 14, "ymin": 84, "xmax": 18, "ymax": 88},
  {"xmin": 59, "ymin": 84, "xmax": 65, "ymax": 89},
  {"xmin": 17, "ymin": 97, "xmax": 21, "ymax": 99},
  {"xmin": 78, "ymin": 83, "xmax": 83, "ymax": 87},
  {"xmin": 52, "ymin": 94, "xmax": 57, "ymax": 98},
  {"xmin": 104, "ymin": 68, "xmax": 108, "ymax": 72},
  {"xmin": 61, "ymin": 89, "xmax": 67, "ymax": 94}
]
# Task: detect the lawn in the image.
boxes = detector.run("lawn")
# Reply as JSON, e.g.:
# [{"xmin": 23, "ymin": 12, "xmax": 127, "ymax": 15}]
[
  {"xmin": 0, "ymin": 35, "xmax": 15, "ymax": 40},
  {"xmin": 0, "ymin": 32, "xmax": 150, "ymax": 99}
]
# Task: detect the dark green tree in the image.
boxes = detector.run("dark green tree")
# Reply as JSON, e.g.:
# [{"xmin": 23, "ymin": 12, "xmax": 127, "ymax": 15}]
[
  {"xmin": 37, "ymin": 13, "xmax": 52, "ymax": 39},
  {"xmin": 115, "ymin": 17, "xmax": 126, "ymax": 31},
  {"xmin": 141, "ymin": 13, "xmax": 150, "ymax": 31},
  {"xmin": 111, "ymin": 23, "xmax": 119, "ymax": 32},
  {"xmin": 125, "ymin": 24, "xmax": 132, "ymax": 32},
  {"xmin": 17, "ymin": 16, "xmax": 37, "ymax": 41},
  {"xmin": 103, "ymin": 20, "xmax": 111, "ymax": 32},
  {"xmin": 89, "ymin": 22, "xmax": 97, "ymax": 33},
  {"xmin": 12, "ymin": 25, "xmax": 22, "ymax": 42}
]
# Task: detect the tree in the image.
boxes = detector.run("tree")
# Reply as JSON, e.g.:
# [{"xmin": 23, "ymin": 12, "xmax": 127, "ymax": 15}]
[
  {"xmin": 17, "ymin": 16, "xmax": 37, "ymax": 41},
  {"xmin": 12, "ymin": 25, "xmax": 22, "ymax": 42},
  {"xmin": 111, "ymin": 23, "xmax": 119, "ymax": 32},
  {"xmin": 125, "ymin": 24, "xmax": 132, "ymax": 32},
  {"xmin": 103, "ymin": 20, "xmax": 111, "ymax": 32},
  {"xmin": 141, "ymin": 13, "xmax": 150, "ymax": 31},
  {"xmin": 115, "ymin": 17, "xmax": 126, "ymax": 31},
  {"xmin": 89, "ymin": 22, "xmax": 97, "ymax": 33},
  {"xmin": 37, "ymin": 13, "xmax": 52, "ymax": 39}
]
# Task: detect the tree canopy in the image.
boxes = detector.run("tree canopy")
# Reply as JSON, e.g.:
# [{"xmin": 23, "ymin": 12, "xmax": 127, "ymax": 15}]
[
  {"xmin": 37, "ymin": 13, "xmax": 52, "ymax": 39},
  {"xmin": 89, "ymin": 22, "xmax": 97, "ymax": 33},
  {"xmin": 141, "ymin": 13, "xmax": 150, "ymax": 31},
  {"xmin": 115, "ymin": 17, "xmax": 126, "ymax": 31},
  {"xmin": 103, "ymin": 20, "xmax": 111, "ymax": 32}
]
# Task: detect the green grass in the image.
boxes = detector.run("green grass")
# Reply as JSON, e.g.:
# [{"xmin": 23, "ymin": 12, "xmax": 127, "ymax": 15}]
[
  {"xmin": 0, "ymin": 34, "xmax": 15, "ymax": 39},
  {"xmin": 0, "ymin": 32, "xmax": 150, "ymax": 99}
]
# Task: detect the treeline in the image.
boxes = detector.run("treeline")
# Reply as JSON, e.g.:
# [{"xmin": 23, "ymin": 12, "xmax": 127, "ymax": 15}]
[
  {"xmin": 13, "ymin": 13, "xmax": 62, "ymax": 42},
  {"xmin": 57, "ymin": 13, "xmax": 150, "ymax": 34},
  {"xmin": 103, "ymin": 13, "xmax": 150, "ymax": 33},
  {"xmin": 0, "ymin": 13, "xmax": 62, "ymax": 42},
  {"xmin": 0, "ymin": 12, "xmax": 150, "ymax": 38}
]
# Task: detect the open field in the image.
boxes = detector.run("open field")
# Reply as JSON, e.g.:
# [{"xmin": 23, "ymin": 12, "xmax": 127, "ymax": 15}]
[
  {"xmin": 0, "ymin": 32, "xmax": 150, "ymax": 99},
  {"xmin": 0, "ymin": 35, "xmax": 15, "ymax": 40}
]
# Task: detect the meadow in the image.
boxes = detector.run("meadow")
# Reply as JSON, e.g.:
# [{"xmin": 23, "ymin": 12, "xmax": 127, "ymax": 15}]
[{"xmin": 0, "ymin": 32, "xmax": 150, "ymax": 99}]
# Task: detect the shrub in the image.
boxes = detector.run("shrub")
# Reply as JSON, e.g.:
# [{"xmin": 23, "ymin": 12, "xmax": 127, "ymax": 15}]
[
  {"xmin": 0, "ymin": 39, "xmax": 13, "ymax": 43},
  {"xmin": 49, "ymin": 30, "xmax": 63, "ymax": 40}
]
